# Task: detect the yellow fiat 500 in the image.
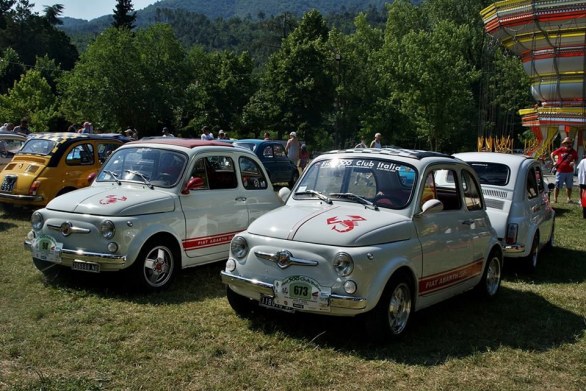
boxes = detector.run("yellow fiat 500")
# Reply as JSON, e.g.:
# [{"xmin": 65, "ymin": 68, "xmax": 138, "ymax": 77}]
[{"xmin": 0, "ymin": 133, "xmax": 125, "ymax": 208}]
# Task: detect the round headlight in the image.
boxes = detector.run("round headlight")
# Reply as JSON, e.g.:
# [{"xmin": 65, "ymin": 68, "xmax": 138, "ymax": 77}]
[
  {"xmin": 230, "ymin": 236, "xmax": 248, "ymax": 259},
  {"xmin": 31, "ymin": 211, "xmax": 44, "ymax": 230},
  {"xmin": 100, "ymin": 220, "xmax": 115, "ymax": 239},
  {"xmin": 333, "ymin": 252, "xmax": 354, "ymax": 277}
]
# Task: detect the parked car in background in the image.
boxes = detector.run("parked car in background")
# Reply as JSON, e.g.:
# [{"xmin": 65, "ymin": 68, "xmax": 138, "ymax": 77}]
[
  {"xmin": 0, "ymin": 133, "xmax": 125, "ymax": 209},
  {"xmin": 0, "ymin": 131, "xmax": 27, "ymax": 171},
  {"xmin": 25, "ymin": 139, "xmax": 283, "ymax": 291},
  {"xmin": 454, "ymin": 152, "xmax": 555, "ymax": 272},
  {"xmin": 233, "ymin": 139, "xmax": 299, "ymax": 187},
  {"xmin": 221, "ymin": 147, "xmax": 503, "ymax": 339}
]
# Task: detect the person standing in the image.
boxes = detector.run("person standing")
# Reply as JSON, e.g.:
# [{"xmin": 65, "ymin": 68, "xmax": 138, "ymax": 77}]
[
  {"xmin": 263, "ymin": 132, "xmax": 271, "ymax": 140},
  {"xmin": 370, "ymin": 133, "xmax": 382, "ymax": 148},
  {"xmin": 200, "ymin": 126, "xmax": 213, "ymax": 140},
  {"xmin": 285, "ymin": 131, "xmax": 300, "ymax": 167},
  {"xmin": 162, "ymin": 127, "xmax": 174, "ymax": 137},
  {"xmin": 13, "ymin": 118, "xmax": 30, "ymax": 135},
  {"xmin": 79, "ymin": 121, "xmax": 92, "ymax": 134},
  {"xmin": 577, "ymin": 155, "xmax": 586, "ymax": 218},
  {"xmin": 355, "ymin": 137, "xmax": 367, "ymax": 148},
  {"xmin": 299, "ymin": 144, "xmax": 310, "ymax": 171},
  {"xmin": 550, "ymin": 136, "xmax": 578, "ymax": 203}
]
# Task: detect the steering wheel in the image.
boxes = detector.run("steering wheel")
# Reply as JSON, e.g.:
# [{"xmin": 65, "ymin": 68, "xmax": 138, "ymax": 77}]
[{"xmin": 373, "ymin": 194, "xmax": 402, "ymax": 207}]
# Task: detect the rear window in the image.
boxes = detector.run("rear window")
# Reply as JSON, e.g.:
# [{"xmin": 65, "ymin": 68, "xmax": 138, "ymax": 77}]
[
  {"xmin": 467, "ymin": 162, "xmax": 510, "ymax": 186},
  {"xmin": 20, "ymin": 139, "xmax": 57, "ymax": 155}
]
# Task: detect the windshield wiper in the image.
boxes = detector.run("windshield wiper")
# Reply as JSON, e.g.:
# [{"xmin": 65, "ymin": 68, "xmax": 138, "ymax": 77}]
[
  {"xmin": 329, "ymin": 192, "xmax": 379, "ymax": 210},
  {"xmin": 125, "ymin": 169, "xmax": 154, "ymax": 189},
  {"xmin": 103, "ymin": 170, "xmax": 121, "ymax": 185},
  {"xmin": 294, "ymin": 189, "xmax": 332, "ymax": 204}
]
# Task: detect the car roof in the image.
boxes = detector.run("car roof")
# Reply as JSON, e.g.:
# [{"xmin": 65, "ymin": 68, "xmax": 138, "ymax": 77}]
[
  {"xmin": 0, "ymin": 132, "xmax": 27, "ymax": 140},
  {"xmin": 323, "ymin": 147, "xmax": 453, "ymax": 160},
  {"xmin": 129, "ymin": 138, "xmax": 234, "ymax": 149},
  {"xmin": 453, "ymin": 152, "xmax": 534, "ymax": 166}
]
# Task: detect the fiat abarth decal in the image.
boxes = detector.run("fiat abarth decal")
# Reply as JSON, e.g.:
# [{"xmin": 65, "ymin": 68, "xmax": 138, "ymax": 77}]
[{"xmin": 326, "ymin": 215, "xmax": 366, "ymax": 233}]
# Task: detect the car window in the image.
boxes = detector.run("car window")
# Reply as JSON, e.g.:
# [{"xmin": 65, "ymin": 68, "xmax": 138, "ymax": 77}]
[
  {"xmin": 273, "ymin": 144, "xmax": 286, "ymax": 158},
  {"xmin": 422, "ymin": 169, "xmax": 462, "ymax": 211},
  {"xmin": 190, "ymin": 158, "xmax": 209, "ymax": 190},
  {"xmin": 467, "ymin": 162, "xmax": 510, "ymax": 186},
  {"xmin": 534, "ymin": 164, "xmax": 545, "ymax": 193},
  {"xmin": 66, "ymin": 143, "xmax": 94, "ymax": 165},
  {"xmin": 239, "ymin": 156, "xmax": 269, "ymax": 190},
  {"xmin": 20, "ymin": 139, "xmax": 56, "ymax": 155},
  {"xmin": 262, "ymin": 145, "xmax": 274, "ymax": 158},
  {"xmin": 461, "ymin": 169, "xmax": 483, "ymax": 211},
  {"xmin": 527, "ymin": 167, "xmax": 539, "ymax": 199},
  {"xmin": 206, "ymin": 156, "xmax": 237, "ymax": 189},
  {"xmin": 98, "ymin": 143, "xmax": 121, "ymax": 163}
]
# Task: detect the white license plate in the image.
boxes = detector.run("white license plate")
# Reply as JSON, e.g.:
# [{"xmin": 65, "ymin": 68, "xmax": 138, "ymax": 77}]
[
  {"xmin": 273, "ymin": 276, "xmax": 331, "ymax": 313},
  {"xmin": 72, "ymin": 261, "xmax": 100, "ymax": 273},
  {"xmin": 31, "ymin": 235, "xmax": 62, "ymax": 263},
  {"xmin": 259, "ymin": 295, "xmax": 295, "ymax": 313}
]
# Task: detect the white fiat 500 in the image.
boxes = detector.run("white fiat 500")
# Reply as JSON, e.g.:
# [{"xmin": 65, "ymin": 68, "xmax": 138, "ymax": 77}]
[
  {"xmin": 454, "ymin": 152, "xmax": 555, "ymax": 272},
  {"xmin": 221, "ymin": 148, "xmax": 503, "ymax": 338},
  {"xmin": 25, "ymin": 139, "xmax": 283, "ymax": 291}
]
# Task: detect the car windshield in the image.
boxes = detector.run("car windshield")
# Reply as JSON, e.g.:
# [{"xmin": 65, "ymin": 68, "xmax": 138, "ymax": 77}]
[
  {"xmin": 19, "ymin": 139, "xmax": 57, "ymax": 155},
  {"xmin": 294, "ymin": 157, "xmax": 417, "ymax": 209},
  {"xmin": 466, "ymin": 162, "xmax": 510, "ymax": 186},
  {"xmin": 97, "ymin": 147, "xmax": 187, "ymax": 188}
]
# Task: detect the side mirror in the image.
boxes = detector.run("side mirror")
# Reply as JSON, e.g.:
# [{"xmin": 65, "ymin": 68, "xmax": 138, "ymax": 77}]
[
  {"xmin": 419, "ymin": 199, "xmax": 444, "ymax": 215},
  {"xmin": 87, "ymin": 172, "xmax": 97, "ymax": 185},
  {"xmin": 278, "ymin": 187, "xmax": 291, "ymax": 202},
  {"xmin": 181, "ymin": 177, "xmax": 204, "ymax": 194}
]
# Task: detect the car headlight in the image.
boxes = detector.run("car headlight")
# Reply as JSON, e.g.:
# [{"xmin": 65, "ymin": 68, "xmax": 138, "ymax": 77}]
[
  {"xmin": 100, "ymin": 220, "xmax": 115, "ymax": 239},
  {"xmin": 31, "ymin": 211, "xmax": 44, "ymax": 230},
  {"xmin": 230, "ymin": 236, "xmax": 248, "ymax": 259},
  {"xmin": 333, "ymin": 252, "xmax": 354, "ymax": 277}
]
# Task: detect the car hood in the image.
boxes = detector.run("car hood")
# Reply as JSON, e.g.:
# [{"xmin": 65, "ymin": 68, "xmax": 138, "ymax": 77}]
[
  {"xmin": 46, "ymin": 184, "xmax": 176, "ymax": 216},
  {"xmin": 247, "ymin": 203, "xmax": 414, "ymax": 246}
]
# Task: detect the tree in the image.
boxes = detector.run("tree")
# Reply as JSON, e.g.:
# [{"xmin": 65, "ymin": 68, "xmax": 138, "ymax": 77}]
[{"xmin": 112, "ymin": 0, "xmax": 136, "ymax": 30}]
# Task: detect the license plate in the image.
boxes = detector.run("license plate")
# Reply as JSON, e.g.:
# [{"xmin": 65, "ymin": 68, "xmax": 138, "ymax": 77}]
[
  {"xmin": 1, "ymin": 175, "xmax": 17, "ymax": 193},
  {"xmin": 259, "ymin": 295, "xmax": 295, "ymax": 313},
  {"xmin": 72, "ymin": 261, "xmax": 100, "ymax": 273},
  {"xmin": 31, "ymin": 235, "xmax": 62, "ymax": 263},
  {"xmin": 273, "ymin": 276, "xmax": 331, "ymax": 312}
]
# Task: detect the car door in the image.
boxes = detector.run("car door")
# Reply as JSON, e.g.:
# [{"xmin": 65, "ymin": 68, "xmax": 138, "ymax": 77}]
[
  {"xmin": 526, "ymin": 162, "xmax": 554, "ymax": 247},
  {"xmin": 180, "ymin": 153, "xmax": 250, "ymax": 264},
  {"xmin": 413, "ymin": 166, "xmax": 479, "ymax": 303}
]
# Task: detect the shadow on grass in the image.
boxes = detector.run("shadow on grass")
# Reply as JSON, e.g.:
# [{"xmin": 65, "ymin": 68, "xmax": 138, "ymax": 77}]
[
  {"xmin": 35, "ymin": 260, "xmax": 227, "ymax": 304},
  {"xmin": 503, "ymin": 246, "xmax": 586, "ymax": 284},
  {"xmin": 242, "ymin": 286, "xmax": 585, "ymax": 365}
]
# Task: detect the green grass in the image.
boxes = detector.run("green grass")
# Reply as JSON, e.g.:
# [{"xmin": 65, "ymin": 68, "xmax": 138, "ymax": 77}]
[{"xmin": 0, "ymin": 203, "xmax": 584, "ymax": 391}]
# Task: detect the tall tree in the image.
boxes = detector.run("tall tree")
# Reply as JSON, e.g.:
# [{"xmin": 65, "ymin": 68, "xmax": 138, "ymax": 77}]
[{"xmin": 112, "ymin": 0, "xmax": 136, "ymax": 30}]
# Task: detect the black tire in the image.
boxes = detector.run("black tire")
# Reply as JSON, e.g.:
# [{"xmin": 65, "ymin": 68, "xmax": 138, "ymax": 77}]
[
  {"xmin": 475, "ymin": 249, "xmax": 502, "ymax": 298},
  {"xmin": 524, "ymin": 233, "xmax": 539, "ymax": 273},
  {"xmin": 226, "ymin": 286, "xmax": 257, "ymax": 318},
  {"xmin": 288, "ymin": 170, "xmax": 299, "ymax": 188},
  {"xmin": 33, "ymin": 258, "xmax": 64, "ymax": 281},
  {"xmin": 131, "ymin": 241, "xmax": 177, "ymax": 291},
  {"xmin": 364, "ymin": 272, "xmax": 413, "ymax": 340}
]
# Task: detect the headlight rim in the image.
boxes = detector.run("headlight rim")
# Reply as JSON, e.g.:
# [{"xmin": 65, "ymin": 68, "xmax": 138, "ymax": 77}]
[
  {"xmin": 230, "ymin": 235, "xmax": 248, "ymax": 259},
  {"xmin": 333, "ymin": 252, "xmax": 354, "ymax": 277},
  {"xmin": 100, "ymin": 220, "xmax": 116, "ymax": 239},
  {"xmin": 31, "ymin": 211, "xmax": 44, "ymax": 230}
]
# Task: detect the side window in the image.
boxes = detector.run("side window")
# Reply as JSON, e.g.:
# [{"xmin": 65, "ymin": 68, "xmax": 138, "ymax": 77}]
[
  {"xmin": 98, "ymin": 143, "xmax": 120, "ymax": 163},
  {"xmin": 239, "ymin": 156, "xmax": 268, "ymax": 190},
  {"xmin": 421, "ymin": 169, "xmax": 462, "ymax": 210},
  {"xmin": 262, "ymin": 146, "xmax": 274, "ymax": 158},
  {"xmin": 207, "ymin": 156, "xmax": 237, "ymax": 189},
  {"xmin": 534, "ymin": 165, "xmax": 545, "ymax": 193},
  {"xmin": 461, "ymin": 170, "xmax": 483, "ymax": 211},
  {"xmin": 273, "ymin": 144, "xmax": 287, "ymax": 158},
  {"xmin": 527, "ymin": 167, "xmax": 539, "ymax": 199},
  {"xmin": 190, "ymin": 158, "xmax": 209, "ymax": 190},
  {"xmin": 66, "ymin": 143, "xmax": 94, "ymax": 165}
]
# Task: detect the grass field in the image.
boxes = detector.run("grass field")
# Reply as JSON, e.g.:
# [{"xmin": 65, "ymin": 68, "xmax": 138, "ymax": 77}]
[{"xmin": 0, "ymin": 202, "xmax": 584, "ymax": 390}]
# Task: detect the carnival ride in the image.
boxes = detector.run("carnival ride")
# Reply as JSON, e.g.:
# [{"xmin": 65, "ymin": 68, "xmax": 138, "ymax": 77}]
[{"xmin": 481, "ymin": 0, "xmax": 586, "ymax": 159}]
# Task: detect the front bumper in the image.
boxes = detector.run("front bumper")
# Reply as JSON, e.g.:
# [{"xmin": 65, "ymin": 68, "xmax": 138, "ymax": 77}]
[
  {"xmin": 220, "ymin": 271, "xmax": 368, "ymax": 311},
  {"xmin": 24, "ymin": 239, "xmax": 127, "ymax": 272},
  {"xmin": 502, "ymin": 242, "xmax": 526, "ymax": 256},
  {"xmin": 0, "ymin": 192, "xmax": 43, "ymax": 202}
]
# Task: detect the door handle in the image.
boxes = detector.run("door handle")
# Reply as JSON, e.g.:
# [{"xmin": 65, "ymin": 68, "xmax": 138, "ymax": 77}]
[
  {"xmin": 462, "ymin": 219, "xmax": 474, "ymax": 226},
  {"xmin": 235, "ymin": 197, "xmax": 247, "ymax": 201}
]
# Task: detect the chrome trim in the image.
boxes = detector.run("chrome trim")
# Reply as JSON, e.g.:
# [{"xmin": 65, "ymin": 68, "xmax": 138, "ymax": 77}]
[
  {"xmin": 220, "ymin": 271, "xmax": 367, "ymax": 310},
  {"xmin": 0, "ymin": 193, "xmax": 43, "ymax": 201},
  {"xmin": 255, "ymin": 250, "xmax": 318, "ymax": 269},
  {"xmin": 48, "ymin": 222, "xmax": 91, "ymax": 235},
  {"xmin": 503, "ymin": 244, "xmax": 525, "ymax": 254},
  {"xmin": 24, "ymin": 239, "xmax": 126, "ymax": 263}
]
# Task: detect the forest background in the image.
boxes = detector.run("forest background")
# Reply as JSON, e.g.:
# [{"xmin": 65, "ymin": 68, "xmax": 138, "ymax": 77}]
[{"xmin": 0, "ymin": 0, "xmax": 533, "ymax": 153}]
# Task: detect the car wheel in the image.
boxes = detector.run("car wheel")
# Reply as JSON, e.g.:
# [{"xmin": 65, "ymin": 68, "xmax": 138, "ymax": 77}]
[
  {"xmin": 476, "ymin": 249, "xmax": 502, "ymax": 298},
  {"xmin": 288, "ymin": 170, "xmax": 299, "ymax": 188},
  {"xmin": 544, "ymin": 219, "xmax": 555, "ymax": 250},
  {"xmin": 226, "ymin": 286, "xmax": 256, "ymax": 317},
  {"xmin": 525, "ymin": 233, "xmax": 539, "ymax": 273},
  {"xmin": 132, "ymin": 242, "xmax": 177, "ymax": 291},
  {"xmin": 365, "ymin": 272, "xmax": 413, "ymax": 339},
  {"xmin": 33, "ymin": 258, "xmax": 63, "ymax": 281}
]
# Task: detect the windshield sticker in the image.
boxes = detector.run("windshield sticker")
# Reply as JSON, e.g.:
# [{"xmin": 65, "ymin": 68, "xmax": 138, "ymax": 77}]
[
  {"xmin": 99, "ymin": 195, "xmax": 128, "ymax": 205},
  {"xmin": 327, "ymin": 215, "xmax": 366, "ymax": 233},
  {"xmin": 321, "ymin": 159, "xmax": 403, "ymax": 173}
]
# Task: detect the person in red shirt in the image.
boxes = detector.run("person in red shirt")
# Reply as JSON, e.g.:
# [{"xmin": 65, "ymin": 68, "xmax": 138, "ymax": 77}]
[{"xmin": 550, "ymin": 136, "xmax": 578, "ymax": 203}]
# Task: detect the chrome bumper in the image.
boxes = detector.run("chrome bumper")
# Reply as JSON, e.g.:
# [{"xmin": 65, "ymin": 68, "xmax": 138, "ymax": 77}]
[
  {"xmin": 503, "ymin": 243, "xmax": 525, "ymax": 255},
  {"xmin": 0, "ymin": 193, "xmax": 43, "ymax": 202},
  {"xmin": 24, "ymin": 240, "xmax": 127, "ymax": 271},
  {"xmin": 220, "ymin": 271, "xmax": 367, "ymax": 310}
]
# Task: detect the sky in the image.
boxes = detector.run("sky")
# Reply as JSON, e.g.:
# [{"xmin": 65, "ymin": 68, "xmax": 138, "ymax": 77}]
[{"xmin": 32, "ymin": 0, "xmax": 155, "ymax": 20}]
